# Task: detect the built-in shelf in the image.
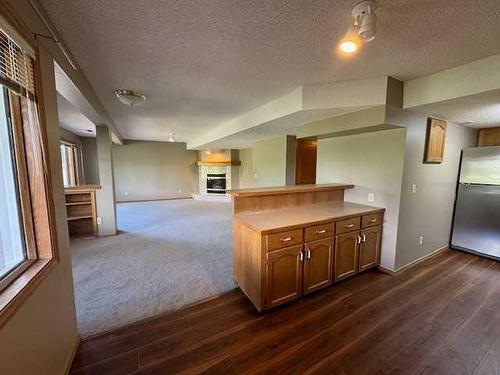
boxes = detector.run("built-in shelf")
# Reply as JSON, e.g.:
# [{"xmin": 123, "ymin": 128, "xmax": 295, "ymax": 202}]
[
  {"xmin": 67, "ymin": 215, "xmax": 93, "ymax": 221},
  {"xmin": 197, "ymin": 161, "xmax": 241, "ymax": 166},
  {"xmin": 66, "ymin": 201, "xmax": 92, "ymax": 206}
]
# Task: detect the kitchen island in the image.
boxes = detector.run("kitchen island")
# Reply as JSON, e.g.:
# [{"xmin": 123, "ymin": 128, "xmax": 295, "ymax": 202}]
[{"xmin": 230, "ymin": 184, "xmax": 384, "ymax": 311}]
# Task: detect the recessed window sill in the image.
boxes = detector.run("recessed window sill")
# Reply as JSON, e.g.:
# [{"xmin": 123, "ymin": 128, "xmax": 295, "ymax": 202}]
[{"xmin": 0, "ymin": 258, "xmax": 56, "ymax": 328}]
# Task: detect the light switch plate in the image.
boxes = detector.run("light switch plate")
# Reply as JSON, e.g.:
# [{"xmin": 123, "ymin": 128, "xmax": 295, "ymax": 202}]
[{"xmin": 97, "ymin": 217, "xmax": 102, "ymax": 225}]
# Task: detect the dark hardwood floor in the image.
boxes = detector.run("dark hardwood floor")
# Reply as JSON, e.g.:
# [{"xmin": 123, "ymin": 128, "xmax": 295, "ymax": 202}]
[{"xmin": 70, "ymin": 249, "xmax": 500, "ymax": 374}]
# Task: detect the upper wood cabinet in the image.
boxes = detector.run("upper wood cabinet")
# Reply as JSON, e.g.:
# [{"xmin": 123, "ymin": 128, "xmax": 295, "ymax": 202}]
[
  {"xmin": 265, "ymin": 245, "xmax": 303, "ymax": 308},
  {"xmin": 303, "ymin": 238, "xmax": 333, "ymax": 295},
  {"xmin": 477, "ymin": 127, "xmax": 500, "ymax": 147},
  {"xmin": 334, "ymin": 232, "xmax": 360, "ymax": 282},
  {"xmin": 424, "ymin": 118, "xmax": 447, "ymax": 163},
  {"xmin": 359, "ymin": 226, "xmax": 382, "ymax": 272}
]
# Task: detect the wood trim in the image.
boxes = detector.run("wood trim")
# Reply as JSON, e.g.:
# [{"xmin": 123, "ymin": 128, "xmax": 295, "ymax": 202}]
[
  {"xmin": 64, "ymin": 334, "xmax": 81, "ymax": 375},
  {"xmin": 0, "ymin": 44, "xmax": 61, "ymax": 326},
  {"xmin": 0, "ymin": 259, "xmax": 56, "ymax": 328},
  {"xmin": 9, "ymin": 90, "xmax": 37, "ymax": 259},
  {"xmin": 229, "ymin": 183, "xmax": 354, "ymax": 198}
]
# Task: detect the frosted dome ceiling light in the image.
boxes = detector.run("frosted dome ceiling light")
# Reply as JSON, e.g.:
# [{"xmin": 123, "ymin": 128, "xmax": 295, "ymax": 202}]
[{"xmin": 114, "ymin": 89, "xmax": 147, "ymax": 107}]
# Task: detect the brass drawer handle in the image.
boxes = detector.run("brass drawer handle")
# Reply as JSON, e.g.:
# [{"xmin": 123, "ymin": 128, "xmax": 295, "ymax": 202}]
[
  {"xmin": 315, "ymin": 229, "xmax": 326, "ymax": 234},
  {"xmin": 345, "ymin": 223, "xmax": 355, "ymax": 228},
  {"xmin": 369, "ymin": 218, "xmax": 377, "ymax": 223},
  {"xmin": 280, "ymin": 237, "xmax": 293, "ymax": 242}
]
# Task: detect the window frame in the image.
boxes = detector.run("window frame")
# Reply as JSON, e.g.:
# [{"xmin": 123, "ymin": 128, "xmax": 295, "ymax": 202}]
[
  {"xmin": 0, "ymin": 25, "xmax": 60, "ymax": 327},
  {"xmin": 60, "ymin": 140, "xmax": 81, "ymax": 187}
]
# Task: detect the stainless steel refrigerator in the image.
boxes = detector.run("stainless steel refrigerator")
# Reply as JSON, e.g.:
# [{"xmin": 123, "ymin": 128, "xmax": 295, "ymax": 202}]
[{"xmin": 451, "ymin": 146, "xmax": 500, "ymax": 260}]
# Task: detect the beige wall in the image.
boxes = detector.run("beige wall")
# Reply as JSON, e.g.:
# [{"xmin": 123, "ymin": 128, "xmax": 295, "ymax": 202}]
[
  {"xmin": 0, "ymin": 43, "xmax": 78, "ymax": 375},
  {"xmin": 316, "ymin": 129, "xmax": 407, "ymax": 270},
  {"xmin": 113, "ymin": 141, "xmax": 198, "ymax": 202},
  {"xmin": 388, "ymin": 109, "xmax": 476, "ymax": 269},
  {"xmin": 239, "ymin": 136, "xmax": 289, "ymax": 188}
]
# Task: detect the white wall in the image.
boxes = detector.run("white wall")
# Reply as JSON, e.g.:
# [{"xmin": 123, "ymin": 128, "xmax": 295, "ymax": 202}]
[
  {"xmin": 316, "ymin": 128, "xmax": 407, "ymax": 270},
  {"xmin": 388, "ymin": 109, "xmax": 476, "ymax": 269}
]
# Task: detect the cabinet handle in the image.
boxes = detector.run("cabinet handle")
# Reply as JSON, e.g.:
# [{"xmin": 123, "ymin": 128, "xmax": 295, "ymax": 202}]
[
  {"xmin": 369, "ymin": 218, "xmax": 377, "ymax": 223},
  {"xmin": 315, "ymin": 229, "xmax": 326, "ymax": 234},
  {"xmin": 362, "ymin": 233, "xmax": 366, "ymax": 242},
  {"xmin": 357, "ymin": 235, "xmax": 362, "ymax": 244},
  {"xmin": 306, "ymin": 249, "xmax": 311, "ymax": 259},
  {"xmin": 299, "ymin": 251, "xmax": 304, "ymax": 261},
  {"xmin": 345, "ymin": 223, "xmax": 355, "ymax": 228},
  {"xmin": 280, "ymin": 237, "xmax": 292, "ymax": 242}
]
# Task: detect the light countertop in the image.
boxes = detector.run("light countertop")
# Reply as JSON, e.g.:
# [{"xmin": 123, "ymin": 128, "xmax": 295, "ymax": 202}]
[{"xmin": 234, "ymin": 201, "xmax": 384, "ymax": 234}]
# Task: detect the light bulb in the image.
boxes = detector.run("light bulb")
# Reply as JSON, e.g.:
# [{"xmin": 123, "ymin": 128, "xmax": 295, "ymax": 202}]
[{"xmin": 339, "ymin": 40, "xmax": 359, "ymax": 54}]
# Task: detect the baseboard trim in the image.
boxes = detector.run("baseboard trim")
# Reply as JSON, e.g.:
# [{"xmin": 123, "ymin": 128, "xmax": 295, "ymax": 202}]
[
  {"xmin": 117, "ymin": 196, "xmax": 192, "ymax": 204},
  {"xmin": 378, "ymin": 246, "xmax": 449, "ymax": 275},
  {"xmin": 64, "ymin": 334, "xmax": 80, "ymax": 375}
]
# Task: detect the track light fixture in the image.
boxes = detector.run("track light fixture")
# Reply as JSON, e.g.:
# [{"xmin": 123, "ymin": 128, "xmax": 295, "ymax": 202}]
[{"xmin": 338, "ymin": 0, "xmax": 377, "ymax": 56}]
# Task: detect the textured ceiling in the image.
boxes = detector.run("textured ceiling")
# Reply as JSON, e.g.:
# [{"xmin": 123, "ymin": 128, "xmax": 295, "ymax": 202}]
[
  {"xmin": 56, "ymin": 93, "xmax": 95, "ymax": 137},
  {"xmin": 414, "ymin": 89, "xmax": 500, "ymax": 128},
  {"xmin": 39, "ymin": 0, "xmax": 500, "ymax": 143}
]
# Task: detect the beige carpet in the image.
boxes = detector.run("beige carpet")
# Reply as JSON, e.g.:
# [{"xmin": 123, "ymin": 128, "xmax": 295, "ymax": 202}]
[{"xmin": 71, "ymin": 199, "xmax": 235, "ymax": 338}]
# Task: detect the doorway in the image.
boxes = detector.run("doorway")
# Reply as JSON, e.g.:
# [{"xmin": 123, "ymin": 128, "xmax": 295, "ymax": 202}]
[{"xmin": 295, "ymin": 138, "xmax": 317, "ymax": 185}]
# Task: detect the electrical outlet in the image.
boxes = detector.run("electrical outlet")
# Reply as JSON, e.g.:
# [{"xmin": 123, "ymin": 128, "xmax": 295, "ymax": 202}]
[
  {"xmin": 178, "ymin": 188, "xmax": 182, "ymax": 193},
  {"xmin": 411, "ymin": 184, "xmax": 417, "ymax": 194},
  {"xmin": 97, "ymin": 217, "xmax": 102, "ymax": 225},
  {"xmin": 419, "ymin": 235, "xmax": 424, "ymax": 245},
  {"xmin": 368, "ymin": 193, "xmax": 374, "ymax": 202},
  {"xmin": 253, "ymin": 172, "xmax": 258, "ymax": 180},
  {"xmin": 124, "ymin": 191, "xmax": 128, "ymax": 196}
]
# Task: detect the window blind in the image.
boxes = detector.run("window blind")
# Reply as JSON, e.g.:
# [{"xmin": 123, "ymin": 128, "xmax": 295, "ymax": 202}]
[{"xmin": 0, "ymin": 29, "xmax": 35, "ymax": 95}]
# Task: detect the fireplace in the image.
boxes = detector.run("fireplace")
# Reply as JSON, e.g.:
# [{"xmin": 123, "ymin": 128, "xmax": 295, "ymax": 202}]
[{"xmin": 206, "ymin": 173, "xmax": 227, "ymax": 194}]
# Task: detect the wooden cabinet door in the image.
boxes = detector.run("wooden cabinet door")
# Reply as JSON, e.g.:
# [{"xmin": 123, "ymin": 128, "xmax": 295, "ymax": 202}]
[
  {"xmin": 359, "ymin": 226, "xmax": 381, "ymax": 272},
  {"xmin": 424, "ymin": 118, "xmax": 447, "ymax": 163},
  {"xmin": 265, "ymin": 245, "xmax": 303, "ymax": 308},
  {"xmin": 303, "ymin": 238, "xmax": 334, "ymax": 294},
  {"xmin": 334, "ymin": 232, "xmax": 359, "ymax": 282}
]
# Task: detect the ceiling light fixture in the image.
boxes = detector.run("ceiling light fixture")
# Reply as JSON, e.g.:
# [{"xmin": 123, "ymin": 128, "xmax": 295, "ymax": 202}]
[
  {"xmin": 114, "ymin": 89, "xmax": 147, "ymax": 107},
  {"xmin": 338, "ymin": 0, "xmax": 377, "ymax": 56},
  {"xmin": 168, "ymin": 133, "xmax": 175, "ymax": 142}
]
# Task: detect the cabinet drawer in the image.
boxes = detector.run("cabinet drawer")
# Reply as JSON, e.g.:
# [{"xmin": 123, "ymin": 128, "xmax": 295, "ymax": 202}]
[
  {"xmin": 305, "ymin": 222, "xmax": 334, "ymax": 242},
  {"xmin": 362, "ymin": 213, "xmax": 382, "ymax": 228},
  {"xmin": 266, "ymin": 229, "xmax": 303, "ymax": 251},
  {"xmin": 335, "ymin": 217, "xmax": 361, "ymax": 234}
]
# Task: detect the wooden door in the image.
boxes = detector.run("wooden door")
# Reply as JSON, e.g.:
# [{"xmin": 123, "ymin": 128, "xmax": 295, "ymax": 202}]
[
  {"xmin": 359, "ymin": 226, "xmax": 382, "ymax": 272},
  {"xmin": 303, "ymin": 238, "xmax": 334, "ymax": 294},
  {"xmin": 265, "ymin": 245, "xmax": 303, "ymax": 308},
  {"xmin": 295, "ymin": 138, "xmax": 317, "ymax": 185},
  {"xmin": 334, "ymin": 232, "xmax": 359, "ymax": 282}
]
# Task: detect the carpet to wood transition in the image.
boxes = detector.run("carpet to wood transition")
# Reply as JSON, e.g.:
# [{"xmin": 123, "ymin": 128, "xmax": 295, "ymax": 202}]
[{"xmin": 70, "ymin": 249, "xmax": 500, "ymax": 374}]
